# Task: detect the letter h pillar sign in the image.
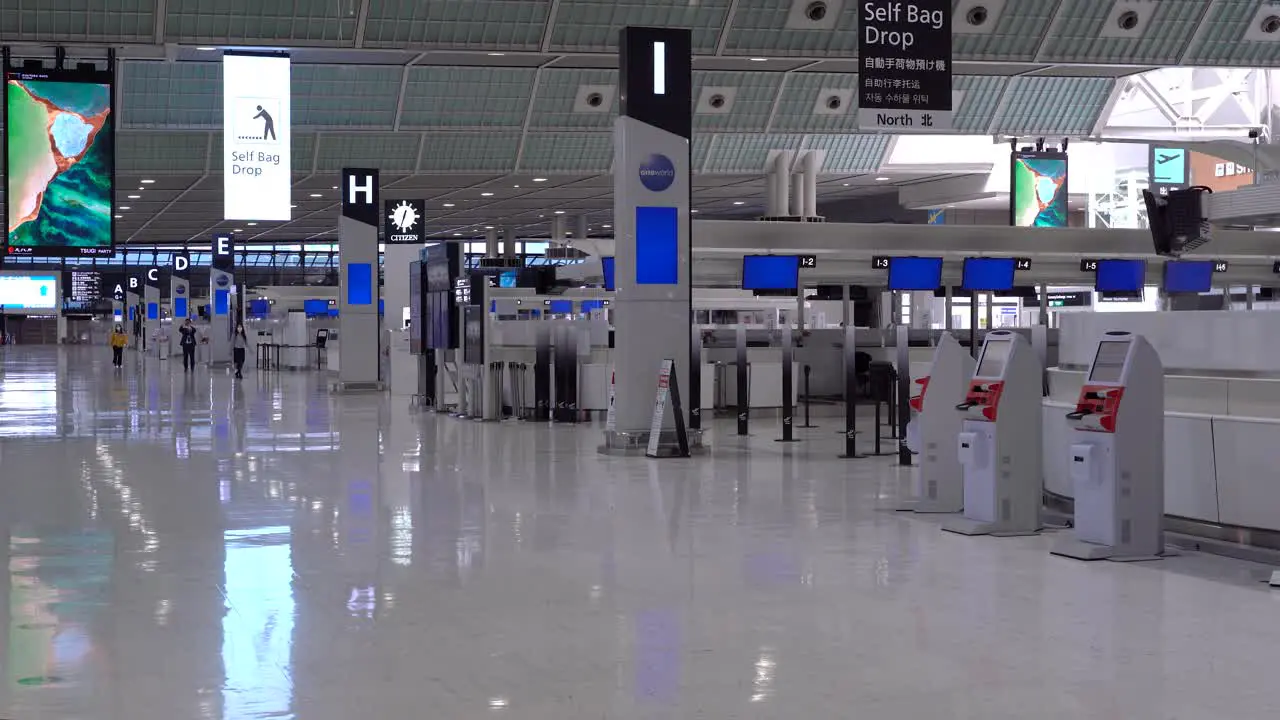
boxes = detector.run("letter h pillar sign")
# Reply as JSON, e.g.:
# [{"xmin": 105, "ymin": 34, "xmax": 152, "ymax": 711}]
[{"xmin": 339, "ymin": 168, "xmax": 381, "ymax": 388}]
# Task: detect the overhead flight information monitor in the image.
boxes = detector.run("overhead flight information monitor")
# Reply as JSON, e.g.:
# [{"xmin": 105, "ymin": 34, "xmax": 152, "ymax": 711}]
[
  {"xmin": 741, "ymin": 255, "xmax": 799, "ymax": 290},
  {"xmin": 1162, "ymin": 260, "xmax": 1213, "ymax": 294},
  {"xmin": 1094, "ymin": 259, "xmax": 1145, "ymax": 292},
  {"xmin": 888, "ymin": 257, "xmax": 943, "ymax": 291},
  {"xmin": 961, "ymin": 257, "xmax": 1016, "ymax": 292},
  {"xmin": 5, "ymin": 62, "xmax": 114, "ymax": 257},
  {"xmin": 1010, "ymin": 150, "xmax": 1068, "ymax": 227}
]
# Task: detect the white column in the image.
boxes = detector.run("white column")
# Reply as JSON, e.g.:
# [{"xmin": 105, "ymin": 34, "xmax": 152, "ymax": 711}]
[
  {"xmin": 576, "ymin": 215, "xmax": 589, "ymax": 241},
  {"xmin": 765, "ymin": 167, "xmax": 780, "ymax": 216},
  {"xmin": 773, "ymin": 151, "xmax": 791, "ymax": 217},
  {"xmin": 485, "ymin": 227, "xmax": 499, "ymax": 257},
  {"xmin": 551, "ymin": 215, "xmax": 567, "ymax": 244},
  {"xmin": 802, "ymin": 150, "xmax": 818, "ymax": 218},
  {"xmin": 503, "ymin": 227, "xmax": 518, "ymax": 259},
  {"xmin": 791, "ymin": 170, "xmax": 806, "ymax": 218}
]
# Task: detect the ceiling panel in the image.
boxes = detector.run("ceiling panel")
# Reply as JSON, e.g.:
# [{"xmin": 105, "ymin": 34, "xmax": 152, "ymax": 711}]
[
  {"xmin": 518, "ymin": 132, "xmax": 613, "ymax": 173},
  {"xmin": 802, "ymin": 134, "xmax": 891, "ymax": 174},
  {"xmin": 419, "ymin": 132, "xmax": 519, "ymax": 173},
  {"xmin": 548, "ymin": 0, "xmax": 730, "ymax": 53},
  {"xmin": 165, "ymin": 0, "xmax": 355, "ymax": 44},
  {"xmin": 293, "ymin": 64, "xmax": 400, "ymax": 128},
  {"xmin": 992, "ymin": 76, "xmax": 1115, "ymax": 136},
  {"xmin": 1184, "ymin": 0, "xmax": 1280, "ymax": 66},
  {"xmin": 951, "ymin": 75, "xmax": 1008, "ymax": 133},
  {"xmin": 692, "ymin": 70, "xmax": 782, "ymax": 132},
  {"xmin": 0, "ymin": 0, "xmax": 154, "ymax": 42},
  {"xmin": 121, "ymin": 61, "xmax": 220, "ymax": 128},
  {"xmin": 950, "ymin": 0, "xmax": 1056, "ymax": 62},
  {"xmin": 769, "ymin": 72, "xmax": 859, "ymax": 132},
  {"xmin": 399, "ymin": 66, "xmax": 535, "ymax": 128},
  {"xmin": 363, "ymin": 0, "xmax": 549, "ymax": 50},
  {"xmin": 314, "ymin": 133, "xmax": 422, "ymax": 173},
  {"xmin": 722, "ymin": 0, "xmax": 860, "ymax": 57},
  {"xmin": 704, "ymin": 133, "xmax": 804, "ymax": 174},
  {"xmin": 528, "ymin": 68, "xmax": 618, "ymax": 130},
  {"xmin": 1038, "ymin": 0, "xmax": 1206, "ymax": 65}
]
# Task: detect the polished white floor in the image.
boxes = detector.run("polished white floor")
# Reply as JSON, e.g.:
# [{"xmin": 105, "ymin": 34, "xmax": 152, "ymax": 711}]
[{"xmin": 0, "ymin": 345, "xmax": 1277, "ymax": 719}]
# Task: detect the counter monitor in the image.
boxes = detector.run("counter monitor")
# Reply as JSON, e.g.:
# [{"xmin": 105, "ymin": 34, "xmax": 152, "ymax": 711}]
[
  {"xmin": 888, "ymin": 257, "xmax": 943, "ymax": 291},
  {"xmin": 961, "ymin": 257, "xmax": 1016, "ymax": 292},
  {"xmin": 1162, "ymin": 260, "xmax": 1213, "ymax": 294},
  {"xmin": 1094, "ymin": 259, "xmax": 1146, "ymax": 292}
]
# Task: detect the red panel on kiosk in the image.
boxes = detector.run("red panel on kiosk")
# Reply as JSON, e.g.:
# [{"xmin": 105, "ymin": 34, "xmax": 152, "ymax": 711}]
[
  {"xmin": 1072, "ymin": 385, "xmax": 1124, "ymax": 433},
  {"xmin": 962, "ymin": 380, "xmax": 1004, "ymax": 421},
  {"xmin": 909, "ymin": 376, "xmax": 930, "ymax": 412}
]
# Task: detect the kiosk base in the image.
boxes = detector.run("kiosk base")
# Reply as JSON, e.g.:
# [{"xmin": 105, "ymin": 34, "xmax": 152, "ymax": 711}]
[
  {"xmin": 941, "ymin": 517, "xmax": 1041, "ymax": 537},
  {"xmin": 1051, "ymin": 537, "xmax": 1166, "ymax": 562}
]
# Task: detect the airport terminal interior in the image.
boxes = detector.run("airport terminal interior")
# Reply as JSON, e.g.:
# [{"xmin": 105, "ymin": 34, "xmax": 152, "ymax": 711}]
[{"xmin": 12, "ymin": 1, "xmax": 1280, "ymax": 718}]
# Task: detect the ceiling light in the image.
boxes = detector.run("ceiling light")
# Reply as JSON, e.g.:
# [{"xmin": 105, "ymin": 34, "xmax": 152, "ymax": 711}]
[
  {"xmin": 480, "ymin": 192, "xmax": 494, "ymax": 197},
  {"xmin": 331, "ymin": 185, "xmax": 338, "ymax": 190},
  {"xmin": 533, "ymin": 177, "xmax": 547, "ymax": 183},
  {"xmin": 488, "ymin": 52, "xmax": 505, "ymax": 57},
  {"xmin": 453, "ymin": 233, "xmax": 462, "ymax": 236},
  {"xmin": 750, "ymin": 57, "xmax": 768, "ymax": 62},
  {"xmin": 513, "ymin": 184, "xmax": 519, "ymax": 188},
  {"xmin": 233, "ymin": 228, "xmax": 243, "ymax": 233},
  {"xmin": 691, "ymin": 209, "xmax": 699, "ymax": 213},
  {"xmin": 484, "ymin": 226, "xmax": 494, "ymax": 229},
  {"xmin": 733, "ymin": 201, "xmax": 745, "ymax": 205},
  {"xmin": 309, "ymin": 193, "xmax": 322, "ymax": 198},
  {"xmin": 290, "ymin": 204, "xmax": 297, "ymax": 208},
  {"xmin": 140, "ymin": 179, "xmax": 155, "ymax": 184},
  {"xmin": 127, "ymin": 194, "xmax": 141, "ymax": 199},
  {"xmin": 196, "ymin": 46, "xmax": 217, "ymax": 51},
  {"xmin": 443, "ymin": 203, "xmax": 455, "ymax": 208},
  {"xmin": 875, "ymin": 176, "xmax": 889, "ymax": 181},
  {"xmin": 602, "ymin": 224, "xmax": 612, "ymax": 228},
  {"xmin": 553, "ymin": 210, "xmax": 565, "ymax": 214},
  {"xmin": 247, "ymin": 222, "xmax": 257, "ymax": 226},
  {"xmin": 114, "ymin": 214, "xmax": 123, "ymax": 219},
  {"xmin": 841, "ymin": 183, "xmax": 849, "ymax": 186},
  {"xmin": 119, "ymin": 206, "xmax": 131, "ymax": 210}
]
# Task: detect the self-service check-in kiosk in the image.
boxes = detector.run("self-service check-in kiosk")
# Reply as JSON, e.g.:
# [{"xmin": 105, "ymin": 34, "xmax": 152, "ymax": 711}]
[
  {"xmin": 942, "ymin": 330, "xmax": 1042, "ymax": 536},
  {"xmin": 1052, "ymin": 331, "xmax": 1164, "ymax": 561},
  {"xmin": 907, "ymin": 332, "xmax": 975, "ymax": 513}
]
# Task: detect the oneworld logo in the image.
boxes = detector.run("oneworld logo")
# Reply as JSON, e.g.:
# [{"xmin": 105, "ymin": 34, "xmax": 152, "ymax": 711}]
[
  {"xmin": 638, "ymin": 154, "xmax": 676, "ymax": 192},
  {"xmin": 215, "ymin": 275, "xmax": 230, "ymax": 288}
]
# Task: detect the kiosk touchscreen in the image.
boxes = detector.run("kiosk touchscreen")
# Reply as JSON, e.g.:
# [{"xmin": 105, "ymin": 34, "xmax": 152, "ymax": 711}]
[
  {"xmin": 1052, "ymin": 331, "xmax": 1165, "ymax": 560},
  {"xmin": 942, "ymin": 330, "xmax": 1043, "ymax": 536},
  {"xmin": 906, "ymin": 332, "xmax": 975, "ymax": 513}
]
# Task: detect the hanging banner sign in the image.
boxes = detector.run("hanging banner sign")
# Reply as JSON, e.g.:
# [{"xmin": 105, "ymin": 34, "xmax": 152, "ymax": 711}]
[
  {"xmin": 858, "ymin": 0, "xmax": 952, "ymax": 131},
  {"xmin": 223, "ymin": 52, "xmax": 291, "ymax": 221}
]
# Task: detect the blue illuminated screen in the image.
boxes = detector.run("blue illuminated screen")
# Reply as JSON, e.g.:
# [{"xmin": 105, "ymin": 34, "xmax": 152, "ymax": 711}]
[
  {"xmin": 888, "ymin": 257, "xmax": 943, "ymax": 291},
  {"xmin": 601, "ymin": 257, "xmax": 616, "ymax": 291},
  {"xmin": 147, "ymin": 302, "xmax": 158, "ymax": 320},
  {"xmin": 548, "ymin": 300, "xmax": 573, "ymax": 314},
  {"xmin": 1095, "ymin": 259, "xmax": 1146, "ymax": 292},
  {"xmin": 581, "ymin": 299, "xmax": 605, "ymax": 312},
  {"xmin": 635, "ymin": 206, "xmax": 678, "ymax": 284},
  {"xmin": 962, "ymin": 257, "xmax": 1016, "ymax": 292},
  {"xmin": 742, "ymin": 255, "xmax": 800, "ymax": 290},
  {"xmin": 347, "ymin": 263, "xmax": 373, "ymax": 305},
  {"xmin": 499, "ymin": 271, "xmax": 518, "ymax": 288},
  {"xmin": 303, "ymin": 299, "xmax": 328, "ymax": 316},
  {"xmin": 174, "ymin": 297, "xmax": 189, "ymax": 318},
  {"xmin": 1163, "ymin": 260, "xmax": 1213, "ymax": 294},
  {"xmin": 214, "ymin": 289, "xmax": 229, "ymax": 316},
  {"xmin": 248, "ymin": 299, "xmax": 269, "ymax": 317}
]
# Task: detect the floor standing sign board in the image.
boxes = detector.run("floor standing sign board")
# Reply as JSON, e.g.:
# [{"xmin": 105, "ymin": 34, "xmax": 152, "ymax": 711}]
[
  {"xmin": 858, "ymin": 0, "xmax": 952, "ymax": 131},
  {"xmin": 646, "ymin": 359, "xmax": 690, "ymax": 458}
]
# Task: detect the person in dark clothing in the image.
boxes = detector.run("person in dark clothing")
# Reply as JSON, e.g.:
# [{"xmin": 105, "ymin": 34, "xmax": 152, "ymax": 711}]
[
  {"xmin": 233, "ymin": 323, "xmax": 248, "ymax": 379},
  {"xmin": 179, "ymin": 319, "xmax": 198, "ymax": 371}
]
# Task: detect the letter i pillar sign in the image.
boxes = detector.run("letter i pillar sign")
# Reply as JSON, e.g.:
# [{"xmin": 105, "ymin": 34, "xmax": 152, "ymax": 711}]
[
  {"xmin": 605, "ymin": 27, "xmax": 694, "ymax": 453},
  {"xmin": 339, "ymin": 168, "xmax": 381, "ymax": 387}
]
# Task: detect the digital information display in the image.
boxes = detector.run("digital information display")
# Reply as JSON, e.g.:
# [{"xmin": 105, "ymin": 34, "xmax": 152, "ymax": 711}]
[
  {"xmin": 1089, "ymin": 341, "xmax": 1129, "ymax": 384},
  {"xmin": 0, "ymin": 274, "xmax": 57, "ymax": 309},
  {"xmin": 1163, "ymin": 260, "xmax": 1214, "ymax": 294},
  {"xmin": 976, "ymin": 339, "xmax": 1010, "ymax": 378},
  {"xmin": 5, "ymin": 67, "xmax": 114, "ymax": 257},
  {"xmin": 742, "ymin": 255, "xmax": 800, "ymax": 290},
  {"xmin": 888, "ymin": 256, "xmax": 943, "ymax": 291},
  {"xmin": 223, "ymin": 53, "xmax": 290, "ymax": 221},
  {"xmin": 66, "ymin": 269, "xmax": 101, "ymax": 302},
  {"xmin": 1095, "ymin": 259, "xmax": 1146, "ymax": 292},
  {"xmin": 1011, "ymin": 151, "xmax": 1067, "ymax": 228},
  {"xmin": 961, "ymin": 257, "xmax": 1016, "ymax": 292}
]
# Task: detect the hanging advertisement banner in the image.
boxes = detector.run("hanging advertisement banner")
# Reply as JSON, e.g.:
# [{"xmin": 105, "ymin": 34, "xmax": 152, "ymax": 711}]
[
  {"xmin": 223, "ymin": 52, "xmax": 291, "ymax": 221},
  {"xmin": 858, "ymin": 0, "xmax": 952, "ymax": 131}
]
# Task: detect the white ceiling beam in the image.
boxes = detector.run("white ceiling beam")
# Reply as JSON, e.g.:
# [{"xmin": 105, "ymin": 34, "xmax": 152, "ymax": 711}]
[
  {"xmin": 1032, "ymin": 0, "xmax": 1066, "ymax": 63},
  {"xmin": 353, "ymin": 0, "xmax": 371, "ymax": 49},
  {"xmin": 540, "ymin": 0, "xmax": 561, "ymax": 53},
  {"xmin": 763, "ymin": 61, "xmax": 818, "ymax": 133},
  {"xmin": 152, "ymin": 0, "xmax": 167, "ymax": 45},
  {"xmin": 392, "ymin": 52, "xmax": 427, "ymax": 132},
  {"xmin": 715, "ymin": 0, "xmax": 740, "ymax": 56},
  {"xmin": 127, "ymin": 174, "xmax": 208, "ymax": 243},
  {"xmin": 513, "ymin": 58, "xmax": 560, "ymax": 173},
  {"xmin": 984, "ymin": 79, "xmax": 1013, "ymax": 135},
  {"xmin": 1178, "ymin": 0, "xmax": 1217, "ymax": 67}
]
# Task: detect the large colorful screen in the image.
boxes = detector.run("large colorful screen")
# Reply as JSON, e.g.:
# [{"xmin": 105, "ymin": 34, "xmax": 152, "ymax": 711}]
[
  {"xmin": 1010, "ymin": 151, "xmax": 1067, "ymax": 228},
  {"xmin": 6, "ymin": 69, "xmax": 114, "ymax": 256},
  {"xmin": 0, "ymin": 274, "xmax": 57, "ymax": 310}
]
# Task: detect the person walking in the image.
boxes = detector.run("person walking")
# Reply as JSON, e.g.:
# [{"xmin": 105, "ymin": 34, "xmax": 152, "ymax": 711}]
[
  {"xmin": 233, "ymin": 323, "xmax": 248, "ymax": 379},
  {"xmin": 110, "ymin": 324, "xmax": 128, "ymax": 368},
  {"xmin": 178, "ymin": 319, "xmax": 198, "ymax": 371}
]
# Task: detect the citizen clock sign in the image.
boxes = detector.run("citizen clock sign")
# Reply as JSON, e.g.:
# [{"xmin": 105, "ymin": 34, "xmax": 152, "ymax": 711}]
[{"xmin": 384, "ymin": 199, "xmax": 426, "ymax": 244}]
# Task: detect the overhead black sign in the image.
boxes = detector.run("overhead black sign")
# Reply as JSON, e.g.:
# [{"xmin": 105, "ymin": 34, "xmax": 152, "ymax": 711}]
[
  {"xmin": 1214, "ymin": 260, "xmax": 1229, "ymax": 273},
  {"xmin": 341, "ymin": 168, "xmax": 380, "ymax": 226},
  {"xmin": 1080, "ymin": 258, "xmax": 1099, "ymax": 272},
  {"xmin": 173, "ymin": 252, "xmax": 191, "ymax": 279},
  {"xmin": 384, "ymin": 199, "xmax": 426, "ymax": 244},
  {"xmin": 145, "ymin": 266, "xmax": 164, "ymax": 288},
  {"xmin": 799, "ymin": 254, "xmax": 817, "ymax": 269},
  {"xmin": 213, "ymin": 233, "xmax": 235, "ymax": 272},
  {"xmin": 477, "ymin": 257, "xmax": 522, "ymax": 269},
  {"xmin": 1015, "ymin": 257, "xmax": 1032, "ymax": 271},
  {"xmin": 64, "ymin": 270, "xmax": 101, "ymax": 303},
  {"xmin": 872, "ymin": 255, "xmax": 891, "ymax": 269},
  {"xmin": 858, "ymin": 0, "xmax": 952, "ymax": 131}
]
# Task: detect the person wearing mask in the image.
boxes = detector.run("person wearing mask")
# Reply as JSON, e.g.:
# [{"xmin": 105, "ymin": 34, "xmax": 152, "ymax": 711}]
[
  {"xmin": 178, "ymin": 319, "xmax": 198, "ymax": 371},
  {"xmin": 110, "ymin": 325, "xmax": 128, "ymax": 368},
  {"xmin": 232, "ymin": 323, "xmax": 248, "ymax": 379}
]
